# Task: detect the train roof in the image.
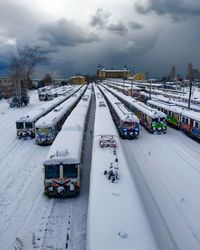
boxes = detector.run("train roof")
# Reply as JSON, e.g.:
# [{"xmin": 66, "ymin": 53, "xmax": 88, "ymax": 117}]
[
  {"xmin": 99, "ymin": 86, "xmax": 140, "ymax": 123},
  {"xmin": 16, "ymin": 90, "xmax": 75, "ymax": 123},
  {"xmin": 44, "ymin": 87, "xmax": 90, "ymax": 165},
  {"xmin": 87, "ymin": 85, "xmax": 158, "ymax": 250},
  {"xmin": 140, "ymin": 91, "xmax": 200, "ymax": 112},
  {"xmin": 35, "ymin": 86, "xmax": 85, "ymax": 128},
  {"xmin": 103, "ymin": 84, "xmax": 166, "ymax": 119},
  {"xmin": 94, "ymin": 85, "xmax": 119, "ymax": 136},
  {"xmin": 148, "ymin": 100, "xmax": 200, "ymax": 121},
  {"xmin": 43, "ymin": 128, "xmax": 83, "ymax": 165}
]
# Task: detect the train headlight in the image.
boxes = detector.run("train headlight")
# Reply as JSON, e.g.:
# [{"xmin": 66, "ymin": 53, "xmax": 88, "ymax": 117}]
[
  {"xmin": 48, "ymin": 186, "xmax": 53, "ymax": 192},
  {"xmin": 57, "ymin": 186, "xmax": 65, "ymax": 194}
]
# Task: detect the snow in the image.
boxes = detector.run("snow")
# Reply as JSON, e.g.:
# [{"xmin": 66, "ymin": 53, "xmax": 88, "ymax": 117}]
[
  {"xmin": 98, "ymin": 85, "xmax": 140, "ymax": 123},
  {"xmin": 148, "ymin": 99, "xmax": 200, "ymax": 121},
  {"xmin": 121, "ymin": 128, "xmax": 200, "ymax": 250},
  {"xmin": 103, "ymin": 84, "xmax": 167, "ymax": 119},
  {"xmin": 1, "ymin": 85, "xmax": 200, "ymax": 250},
  {"xmin": 16, "ymin": 87, "xmax": 78, "ymax": 123},
  {"xmin": 35, "ymin": 85, "xmax": 84, "ymax": 128},
  {"xmin": 86, "ymin": 85, "xmax": 158, "ymax": 250}
]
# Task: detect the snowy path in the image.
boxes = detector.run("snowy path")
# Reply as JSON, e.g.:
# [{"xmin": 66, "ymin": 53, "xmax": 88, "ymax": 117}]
[{"xmin": 122, "ymin": 127, "xmax": 200, "ymax": 250}]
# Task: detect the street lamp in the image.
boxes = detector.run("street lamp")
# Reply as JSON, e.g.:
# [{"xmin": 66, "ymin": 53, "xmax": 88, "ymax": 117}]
[{"xmin": 131, "ymin": 66, "xmax": 134, "ymax": 97}]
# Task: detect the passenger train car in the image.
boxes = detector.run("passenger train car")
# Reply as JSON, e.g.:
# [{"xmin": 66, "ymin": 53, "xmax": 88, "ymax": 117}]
[
  {"xmin": 140, "ymin": 91, "xmax": 200, "ymax": 112},
  {"xmin": 16, "ymin": 86, "xmax": 81, "ymax": 139},
  {"xmin": 98, "ymin": 85, "xmax": 140, "ymax": 139},
  {"xmin": 43, "ymin": 87, "xmax": 92, "ymax": 197},
  {"xmin": 86, "ymin": 85, "xmax": 158, "ymax": 250},
  {"xmin": 35, "ymin": 86, "xmax": 86, "ymax": 145},
  {"xmin": 102, "ymin": 84, "xmax": 167, "ymax": 134},
  {"xmin": 148, "ymin": 99, "xmax": 200, "ymax": 140}
]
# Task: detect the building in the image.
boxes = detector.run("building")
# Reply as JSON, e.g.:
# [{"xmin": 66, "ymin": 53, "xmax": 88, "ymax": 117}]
[
  {"xmin": 0, "ymin": 77, "xmax": 15, "ymax": 98},
  {"xmin": 133, "ymin": 73, "xmax": 145, "ymax": 81},
  {"xmin": 68, "ymin": 75, "xmax": 86, "ymax": 85},
  {"xmin": 97, "ymin": 67, "xmax": 130, "ymax": 80}
]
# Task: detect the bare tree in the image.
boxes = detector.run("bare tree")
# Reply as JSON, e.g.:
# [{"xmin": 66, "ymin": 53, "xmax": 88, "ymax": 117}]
[
  {"xmin": 42, "ymin": 73, "xmax": 53, "ymax": 85},
  {"xmin": 9, "ymin": 45, "xmax": 47, "ymax": 107}
]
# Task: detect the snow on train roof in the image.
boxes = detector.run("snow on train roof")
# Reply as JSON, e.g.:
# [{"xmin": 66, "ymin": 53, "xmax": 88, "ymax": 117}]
[
  {"xmin": 35, "ymin": 86, "xmax": 86, "ymax": 128},
  {"xmin": 103, "ymin": 84, "xmax": 166, "ymax": 119},
  {"xmin": 61, "ymin": 88, "xmax": 91, "ymax": 131},
  {"xmin": 94, "ymin": 85, "xmax": 118, "ymax": 136},
  {"xmin": 43, "ymin": 128, "xmax": 83, "ymax": 165},
  {"xmin": 104, "ymin": 80, "xmax": 141, "ymax": 91},
  {"xmin": 99, "ymin": 85, "xmax": 140, "ymax": 123},
  {"xmin": 148, "ymin": 99, "xmax": 200, "ymax": 121},
  {"xmin": 16, "ymin": 89, "xmax": 75, "ymax": 123},
  {"xmin": 87, "ymin": 87, "xmax": 158, "ymax": 250},
  {"xmin": 140, "ymin": 91, "xmax": 200, "ymax": 112}
]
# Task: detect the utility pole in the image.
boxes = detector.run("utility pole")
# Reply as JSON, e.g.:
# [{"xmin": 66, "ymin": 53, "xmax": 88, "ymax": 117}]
[
  {"xmin": 188, "ymin": 80, "xmax": 192, "ymax": 110},
  {"xmin": 149, "ymin": 79, "xmax": 152, "ymax": 100}
]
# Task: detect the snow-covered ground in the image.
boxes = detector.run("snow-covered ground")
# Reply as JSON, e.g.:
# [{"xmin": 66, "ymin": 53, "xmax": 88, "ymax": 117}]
[
  {"xmin": 0, "ymin": 91, "xmax": 94, "ymax": 250},
  {"xmin": 1, "ymin": 88, "xmax": 200, "ymax": 249},
  {"xmin": 122, "ymin": 127, "xmax": 200, "ymax": 250}
]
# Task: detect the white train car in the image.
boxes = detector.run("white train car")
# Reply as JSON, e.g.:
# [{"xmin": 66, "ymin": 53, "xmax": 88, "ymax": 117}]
[
  {"xmin": 140, "ymin": 91, "xmax": 200, "ymax": 112},
  {"xmin": 98, "ymin": 85, "xmax": 140, "ymax": 139},
  {"xmin": 35, "ymin": 86, "xmax": 86, "ymax": 145},
  {"xmin": 43, "ymin": 87, "xmax": 92, "ymax": 197},
  {"xmin": 86, "ymin": 85, "xmax": 158, "ymax": 250},
  {"xmin": 16, "ymin": 86, "xmax": 81, "ymax": 139},
  {"xmin": 103, "ymin": 84, "xmax": 167, "ymax": 134}
]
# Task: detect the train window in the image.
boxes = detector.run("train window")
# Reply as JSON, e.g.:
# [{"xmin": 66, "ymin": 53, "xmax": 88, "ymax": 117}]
[
  {"xmin": 25, "ymin": 122, "xmax": 33, "ymax": 129},
  {"xmin": 186, "ymin": 118, "xmax": 189, "ymax": 124},
  {"xmin": 45, "ymin": 165, "xmax": 60, "ymax": 179},
  {"xmin": 182, "ymin": 117, "xmax": 185, "ymax": 123},
  {"xmin": 152, "ymin": 118, "xmax": 158, "ymax": 123},
  {"xmin": 195, "ymin": 121, "xmax": 199, "ymax": 129},
  {"xmin": 16, "ymin": 122, "xmax": 24, "ymax": 129},
  {"xmin": 63, "ymin": 164, "xmax": 78, "ymax": 178}
]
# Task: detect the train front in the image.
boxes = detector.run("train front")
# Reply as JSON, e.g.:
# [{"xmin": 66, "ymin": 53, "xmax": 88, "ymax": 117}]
[
  {"xmin": 121, "ymin": 115, "xmax": 140, "ymax": 139},
  {"xmin": 152, "ymin": 113, "xmax": 167, "ymax": 134},
  {"xmin": 43, "ymin": 153, "xmax": 80, "ymax": 197},
  {"xmin": 16, "ymin": 118, "xmax": 35, "ymax": 139}
]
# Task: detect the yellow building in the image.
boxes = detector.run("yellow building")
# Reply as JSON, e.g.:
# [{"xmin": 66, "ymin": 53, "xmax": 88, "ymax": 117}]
[
  {"xmin": 68, "ymin": 75, "xmax": 86, "ymax": 85},
  {"xmin": 133, "ymin": 73, "xmax": 145, "ymax": 81}
]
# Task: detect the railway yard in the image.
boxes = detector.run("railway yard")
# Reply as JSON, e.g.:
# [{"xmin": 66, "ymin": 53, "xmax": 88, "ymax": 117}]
[{"xmin": 0, "ymin": 84, "xmax": 200, "ymax": 250}]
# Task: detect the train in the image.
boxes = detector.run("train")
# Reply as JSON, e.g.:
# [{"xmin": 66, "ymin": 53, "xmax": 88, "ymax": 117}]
[
  {"xmin": 86, "ymin": 85, "xmax": 158, "ymax": 250},
  {"xmin": 43, "ymin": 87, "xmax": 92, "ymax": 197},
  {"xmin": 98, "ymin": 85, "xmax": 140, "ymax": 139},
  {"xmin": 139, "ymin": 91, "xmax": 200, "ymax": 112},
  {"xmin": 147, "ymin": 99, "xmax": 200, "ymax": 140},
  {"xmin": 16, "ymin": 86, "xmax": 81, "ymax": 139},
  {"xmin": 102, "ymin": 83, "xmax": 167, "ymax": 134},
  {"xmin": 35, "ymin": 86, "xmax": 86, "ymax": 145}
]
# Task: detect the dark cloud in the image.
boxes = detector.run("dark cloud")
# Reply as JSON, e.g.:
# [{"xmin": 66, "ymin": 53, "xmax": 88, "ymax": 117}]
[
  {"xmin": 90, "ymin": 8, "xmax": 111, "ymax": 29},
  {"xmin": 107, "ymin": 22, "xmax": 128, "ymax": 35},
  {"xmin": 129, "ymin": 21, "xmax": 144, "ymax": 30},
  {"xmin": 134, "ymin": 0, "xmax": 200, "ymax": 21},
  {"xmin": 39, "ymin": 18, "xmax": 99, "ymax": 47}
]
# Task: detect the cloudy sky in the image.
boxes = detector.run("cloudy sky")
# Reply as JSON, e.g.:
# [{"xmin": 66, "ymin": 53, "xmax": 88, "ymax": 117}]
[{"xmin": 0, "ymin": 0, "xmax": 200, "ymax": 78}]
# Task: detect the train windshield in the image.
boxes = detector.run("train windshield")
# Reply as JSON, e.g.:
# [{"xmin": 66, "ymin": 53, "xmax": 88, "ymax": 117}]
[
  {"xmin": 45, "ymin": 165, "xmax": 60, "ymax": 179},
  {"xmin": 36, "ymin": 127, "xmax": 52, "ymax": 134},
  {"xmin": 63, "ymin": 164, "xmax": 78, "ymax": 178},
  {"xmin": 25, "ymin": 122, "xmax": 33, "ymax": 129},
  {"xmin": 16, "ymin": 122, "xmax": 24, "ymax": 129},
  {"xmin": 152, "ymin": 118, "xmax": 158, "ymax": 123},
  {"xmin": 123, "ymin": 121, "xmax": 134, "ymax": 129}
]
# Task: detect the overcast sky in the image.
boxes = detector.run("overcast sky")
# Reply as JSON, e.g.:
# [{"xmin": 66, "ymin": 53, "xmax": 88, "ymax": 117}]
[{"xmin": 0, "ymin": 0, "xmax": 200, "ymax": 78}]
